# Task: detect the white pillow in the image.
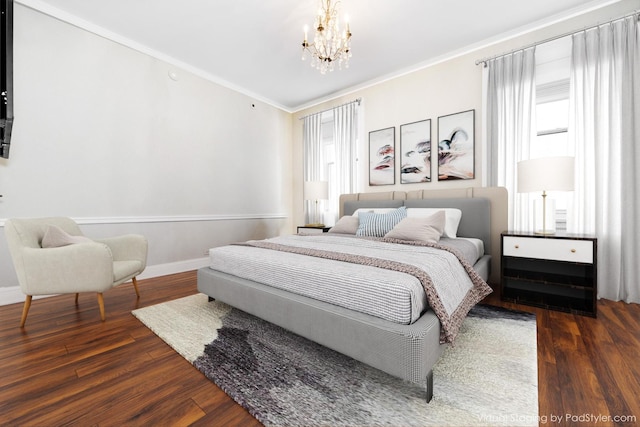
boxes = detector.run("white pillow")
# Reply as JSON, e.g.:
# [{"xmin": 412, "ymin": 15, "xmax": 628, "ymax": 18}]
[
  {"xmin": 351, "ymin": 208, "xmax": 398, "ymax": 217},
  {"xmin": 41, "ymin": 225, "xmax": 92, "ymax": 248},
  {"xmin": 406, "ymin": 208, "xmax": 462, "ymax": 238}
]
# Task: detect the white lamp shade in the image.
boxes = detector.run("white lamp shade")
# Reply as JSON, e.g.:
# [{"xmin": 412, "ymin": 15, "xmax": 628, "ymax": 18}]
[
  {"xmin": 517, "ymin": 156, "xmax": 575, "ymax": 193},
  {"xmin": 304, "ymin": 180, "xmax": 328, "ymax": 200}
]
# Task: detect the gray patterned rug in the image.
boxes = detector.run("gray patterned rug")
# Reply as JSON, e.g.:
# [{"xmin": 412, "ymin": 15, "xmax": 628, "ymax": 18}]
[{"xmin": 132, "ymin": 294, "xmax": 538, "ymax": 426}]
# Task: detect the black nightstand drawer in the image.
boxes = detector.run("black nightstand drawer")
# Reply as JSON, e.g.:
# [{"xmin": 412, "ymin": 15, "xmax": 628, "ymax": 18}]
[
  {"xmin": 297, "ymin": 226, "xmax": 331, "ymax": 234},
  {"xmin": 501, "ymin": 232, "xmax": 597, "ymax": 317}
]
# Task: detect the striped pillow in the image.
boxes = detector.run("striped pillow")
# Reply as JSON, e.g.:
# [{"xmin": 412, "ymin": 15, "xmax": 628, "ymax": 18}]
[{"xmin": 356, "ymin": 206, "xmax": 407, "ymax": 237}]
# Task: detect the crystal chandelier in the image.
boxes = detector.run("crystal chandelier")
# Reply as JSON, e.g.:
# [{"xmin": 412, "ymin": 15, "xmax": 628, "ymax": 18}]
[{"xmin": 301, "ymin": 0, "xmax": 352, "ymax": 74}]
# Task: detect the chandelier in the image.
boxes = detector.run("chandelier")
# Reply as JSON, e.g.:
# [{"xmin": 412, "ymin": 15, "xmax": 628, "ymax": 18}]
[{"xmin": 301, "ymin": 0, "xmax": 352, "ymax": 74}]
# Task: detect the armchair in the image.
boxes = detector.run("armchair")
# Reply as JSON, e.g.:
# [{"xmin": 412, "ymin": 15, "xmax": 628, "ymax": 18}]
[{"xmin": 4, "ymin": 217, "xmax": 148, "ymax": 327}]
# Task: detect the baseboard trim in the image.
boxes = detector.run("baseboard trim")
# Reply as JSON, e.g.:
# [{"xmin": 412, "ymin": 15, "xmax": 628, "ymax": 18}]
[
  {"xmin": 0, "ymin": 288, "xmax": 56, "ymax": 307},
  {"xmin": 0, "ymin": 257, "xmax": 210, "ymax": 306},
  {"xmin": 137, "ymin": 257, "xmax": 209, "ymax": 280}
]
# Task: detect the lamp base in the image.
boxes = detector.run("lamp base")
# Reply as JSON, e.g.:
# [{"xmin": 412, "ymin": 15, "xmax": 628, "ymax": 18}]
[
  {"xmin": 304, "ymin": 223, "xmax": 326, "ymax": 228},
  {"xmin": 534, "ymin": 229, "xmax": 556, "ymax": 235},
  {"xmin": 534, "ymin": 197, "xmax": 556, "ymax": 235}
]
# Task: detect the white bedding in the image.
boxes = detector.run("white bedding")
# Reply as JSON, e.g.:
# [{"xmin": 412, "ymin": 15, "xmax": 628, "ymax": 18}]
[
  {"xmin": 208, "ymin": 234, "xmax": 488, "ymax": 327},
  {"xmin": 447, "ymin": 237, "xmax": 484, "ymax": 264},
  {"xmin": 462, "ymin": 237, "xmax": 485, "ymax": 261}
]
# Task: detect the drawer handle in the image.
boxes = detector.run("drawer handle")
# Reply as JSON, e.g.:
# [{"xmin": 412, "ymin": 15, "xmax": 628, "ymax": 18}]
[
  {"xmin": 571, "ymin": 249, "xmax": 576, "ymax": 253},
  {"xmin": 514, "ymin": 245, "xmax": 519, "ymax": 249}
]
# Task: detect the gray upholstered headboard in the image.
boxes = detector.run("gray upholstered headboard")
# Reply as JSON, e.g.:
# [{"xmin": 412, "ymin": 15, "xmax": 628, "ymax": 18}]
[
  {"xmin": 343, "ymin": 199, "xmax": 404, "ymax": 215},
  {"xmin": 339, "ymin": 187, "xmax": 508, "ymax": 285},
  {"xmin": 343, "ymin": 198, "xmax": 491, "ymax": 253}
]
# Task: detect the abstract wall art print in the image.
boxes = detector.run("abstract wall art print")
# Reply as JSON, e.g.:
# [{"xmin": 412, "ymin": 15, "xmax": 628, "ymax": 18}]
[
  {"xmin": 437, "ymin": 110, "xmax": 475, "ymax": 181},
  {"xmin": 369, "ymin": 127, "xmax": 395, "ymax": 186},
  {"xmin": 400, "ymin": 119, "xmax": 431, "ymax": 184}
]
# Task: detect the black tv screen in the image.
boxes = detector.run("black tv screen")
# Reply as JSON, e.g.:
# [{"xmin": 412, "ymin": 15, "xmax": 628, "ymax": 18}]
[{"xmin": 0, "ymin": 0, "xmax": 13, "ymax": 159}]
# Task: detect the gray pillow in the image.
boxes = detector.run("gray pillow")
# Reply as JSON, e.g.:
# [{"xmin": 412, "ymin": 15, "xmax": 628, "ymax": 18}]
[
  {"xmin": 384, "ymin": 210, "xmax": 446, "ymax": 243},
  {"xmin": 328, "ymin": 216, "xmax": 359, "ymax": 234},
  {"xmin": 41, "ymin": 225, "xmax": 92, "ymax": 248}
]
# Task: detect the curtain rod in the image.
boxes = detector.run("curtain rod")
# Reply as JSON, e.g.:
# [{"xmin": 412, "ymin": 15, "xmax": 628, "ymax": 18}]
[
  {"xmin": 475, "ymin": 10, "xmax": 639, "ymax": 66},
  {"xmin": 298, "ymin": 98, "xmax": 362, "ymax": 120}
]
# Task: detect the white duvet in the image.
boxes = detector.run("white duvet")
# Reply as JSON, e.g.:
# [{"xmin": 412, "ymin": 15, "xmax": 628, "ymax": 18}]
[{"xmin": 208, "ymin": 234, "xmax": 487, "ymax": 328}]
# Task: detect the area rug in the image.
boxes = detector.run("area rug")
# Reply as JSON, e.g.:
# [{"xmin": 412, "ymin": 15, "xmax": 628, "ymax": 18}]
[{"xmin": 132, "ymin": 294, "xmax": 538, "ymax": 426}]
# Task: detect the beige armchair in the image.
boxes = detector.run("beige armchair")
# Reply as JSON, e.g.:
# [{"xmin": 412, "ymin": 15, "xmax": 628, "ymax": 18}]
[{"xmin": 4, "ymin": 217, "xmax": 148, "ymax": 327}]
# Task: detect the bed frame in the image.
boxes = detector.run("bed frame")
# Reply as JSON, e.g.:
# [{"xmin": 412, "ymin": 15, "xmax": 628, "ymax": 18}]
[{"xmin": 197, "ymin": 186, "xmax": 507, "ymax": 402}]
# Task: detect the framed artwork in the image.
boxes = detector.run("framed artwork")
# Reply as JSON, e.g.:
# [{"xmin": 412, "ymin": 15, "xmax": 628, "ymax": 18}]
[
  {"xmin": 400, "ymin": 119, "xmax": 431, "ymax": 184},
  {"xmin": 437, "ymin": 110, "xmax": 475, "ymax": 181},
  {"xmin": 368, "ymin": 127, "xmax": 395, "ymax": 186}
]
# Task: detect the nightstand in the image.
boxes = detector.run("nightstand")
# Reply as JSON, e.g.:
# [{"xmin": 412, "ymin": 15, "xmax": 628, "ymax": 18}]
[
  {"xmin": 501, "ymin": 231, "xmax": 597, "ymax": 317},
  {"xmin": 297, "ymin": 226, "xmax": 331, "ymax": 234}
]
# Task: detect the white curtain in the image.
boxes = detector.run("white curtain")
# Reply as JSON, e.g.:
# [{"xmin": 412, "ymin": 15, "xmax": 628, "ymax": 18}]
[
  {"xmin": 485, "ymin": 48, "xmax": 537, "ymax": 231},
  {"xmin": 568, "ymin": 14, "xmax": 640, "ymax": 303},
  {"xmin": 303, "ymin": 113, "xmax": 323, "ymax": 225},
  {"xmin": 333, "ymin": 101, "xmax": 358, "ymax": 199},
  {"xmin": 303, "ymin": 101, "xmax": 360, "ymax": 225}
]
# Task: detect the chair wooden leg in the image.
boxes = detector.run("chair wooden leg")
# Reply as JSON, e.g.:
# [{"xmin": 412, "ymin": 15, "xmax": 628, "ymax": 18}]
[
  {"xmin": 75, "ymin": 293, "xmax": 79, "ymax": 304},
  {"xmin": 97, "ymin": 293, "xmax": 105, "ymax": 321},
  {"xmin": 132, "ymin": 276, "xmax": 140, "ymax": 298},
  {"xmin": 20, "ymin": 295, "xmax": 32, "ymax": 328}
]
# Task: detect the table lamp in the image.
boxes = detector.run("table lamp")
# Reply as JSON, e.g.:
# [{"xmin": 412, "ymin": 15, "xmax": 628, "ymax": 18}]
[
  {"xmin": 517, "ymin": 156, "xmax": 574, "ymax": 235},
  {"xmin": 304, "ymin": 180, "xmax": 328, "ymax": 227}
]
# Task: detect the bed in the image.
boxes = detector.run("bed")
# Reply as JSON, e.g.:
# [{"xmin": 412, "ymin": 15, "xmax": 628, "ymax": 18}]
[{"xmin": 197, "ymin": 186, "xmax": 507, "ymax": 402}]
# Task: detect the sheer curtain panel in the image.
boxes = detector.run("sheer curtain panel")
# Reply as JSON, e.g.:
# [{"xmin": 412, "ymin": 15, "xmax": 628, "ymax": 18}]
[
  {"xmin": 485, "ymin": 48, "xmax": 537, "ymax": 231},
  {"xmin": 333, "ymin": 102, "xmax": 358, "ymax": 200},
  {"xmin": 302, "ymin": 100, "xmax": 360, "ymax": 225},
  {"xmin": 303, "ymin": 113, "xmax": 323, "ymax": 225},
  {"xmin": 568, "ymin": 14, "xmax": 640, "ymax": 303}
]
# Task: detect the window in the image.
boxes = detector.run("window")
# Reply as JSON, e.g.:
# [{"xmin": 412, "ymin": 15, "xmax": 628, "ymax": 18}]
[
  {"xmin": 303, "ymin": 101, "xmax": 359, "ymax": 227},
  {"xmin": 321, "ymin": 113, "xmax": 338, "ymax": 226},
  {"xmin": 535, "ymin": 98, "xmax": 569, "ymax": 157},
  {"xmin": 534, "ymin": 37, "xmax": 571, "ymax": 230}
]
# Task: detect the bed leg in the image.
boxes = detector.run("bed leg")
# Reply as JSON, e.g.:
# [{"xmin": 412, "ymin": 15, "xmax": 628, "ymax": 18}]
[
  {"xmin": 425, "ymin": 370, "xmax": 434, "ymax": 402},
  {"xmin": 208, "ymin": 296, "xmax": 215, "ymax": 302}
]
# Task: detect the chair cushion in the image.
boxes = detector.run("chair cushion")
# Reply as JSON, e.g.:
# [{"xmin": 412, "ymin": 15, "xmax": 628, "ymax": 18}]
[
  {"xmin": 41, "ymin": 225, "xmax": 93, "ymax": 248},
  {"xmin": 113, "ymin": 260, "xmax": 144, "ymax": 283}
]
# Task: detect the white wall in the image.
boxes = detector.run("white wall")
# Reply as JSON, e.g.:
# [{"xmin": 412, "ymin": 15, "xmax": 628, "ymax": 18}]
[
  {"xmin": 291, "ymin": 0, "xmax": 638, "ymax": 226},
  {"xmin": 0, "ymin": 5, "xmax": 293, "ymax": 301},
  {"xmin": 2, "ymin": 1, "xmax": 635, "ymax": 304}
]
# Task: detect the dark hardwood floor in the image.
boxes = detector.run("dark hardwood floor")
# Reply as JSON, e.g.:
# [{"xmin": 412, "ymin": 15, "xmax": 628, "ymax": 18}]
[{"xmin": 1, "ymin": 271, "xmax": 639, "ymax": 426}]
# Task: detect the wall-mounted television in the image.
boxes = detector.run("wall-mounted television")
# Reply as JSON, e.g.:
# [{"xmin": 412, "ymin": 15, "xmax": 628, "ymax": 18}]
[{"xmin": 0, "ymin": 0, "xmax": 13, "ymax": 159}]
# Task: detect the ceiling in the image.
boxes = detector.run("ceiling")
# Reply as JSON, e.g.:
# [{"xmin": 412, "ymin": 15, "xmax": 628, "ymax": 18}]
[{"xmin": 20, "ymin": 0, "xmax": 620, "ymax": 112}]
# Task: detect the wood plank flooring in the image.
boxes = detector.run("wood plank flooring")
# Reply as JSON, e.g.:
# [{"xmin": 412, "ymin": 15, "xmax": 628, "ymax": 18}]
[{"xmin": 0, "ymin": 271, "xmax": 638, "ymax": 426}]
